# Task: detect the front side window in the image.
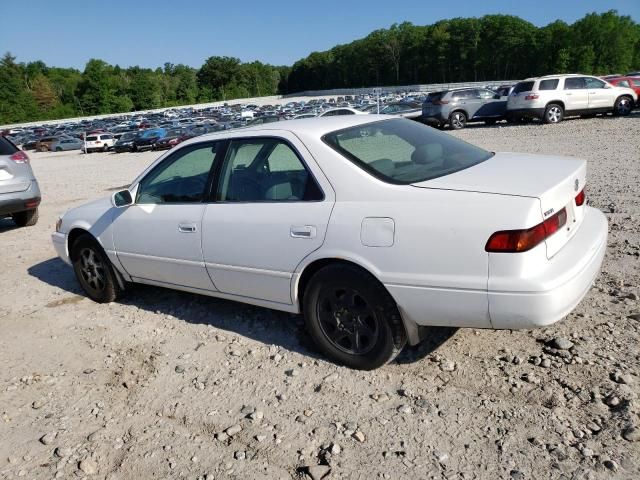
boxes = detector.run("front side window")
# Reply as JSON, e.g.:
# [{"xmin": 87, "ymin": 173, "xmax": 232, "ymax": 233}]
[
  {"xmin": 479, "ymin": 89, "xmax": 495, "ymax": 99},
  {"xmin": 137, "ymin": 142, "xmax": 218, "ymax": 204},
  {"xmin": 218, "ymin": 138, "xmax": 322, "ymax": 202},
  {"xmin": 585, "ymin": 77, "xmax": 606, "ymax": 89},
  {"xmin": 631, "ymin": 79, "xmax": 640, "ymax": 87},
  {"xmin": 323, "ymin": 118, "xmax": 493, "ymax": 184},
  {"xmin": 617, "ymin": 80, "xmax": 630, "ymax": 87}
]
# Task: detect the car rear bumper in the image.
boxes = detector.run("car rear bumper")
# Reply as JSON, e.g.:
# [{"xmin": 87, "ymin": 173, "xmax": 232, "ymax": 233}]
[
  {"xmin": 0, "ymin": 180, "xmax": 41, "ymax": 216},
  {"xmin": 488, "ymin": 206, "xmax": 607, "ymax": 329},
  {"xmin": 51, "ymin": 232, "xmax": 71, "ymax": 265},
  {"xmin": 506, "ymin": 108, "xmax": 545, "ymax": 120}
]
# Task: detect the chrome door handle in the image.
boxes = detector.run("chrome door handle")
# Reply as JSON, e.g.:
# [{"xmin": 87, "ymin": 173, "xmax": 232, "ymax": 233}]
[
  {"xmin": 290, "ymin": 225, "xmax": 316, "ymax": 239},
  {"xmin": 178, "ymin": 223, "xmax": 197, "ymax": 233}
]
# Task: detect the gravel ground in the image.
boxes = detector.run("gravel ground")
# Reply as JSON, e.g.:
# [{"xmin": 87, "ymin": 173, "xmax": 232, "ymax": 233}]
[{"xmin": 0, "ymin": 114, "xmax": 639, "ymax": 480}]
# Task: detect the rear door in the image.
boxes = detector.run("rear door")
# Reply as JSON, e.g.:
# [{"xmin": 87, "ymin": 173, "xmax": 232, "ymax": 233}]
[
  {"xmin": 202, "ymin": 132, "xmax": 334, "ymax": 305},
  {"xmin": 454, "ymin": 89, "xmax": 481, "ymax": 117},
  {"xmin": 0, "ymin": 137, "xmax": 31, "ymax": 194},
  {"xmin": 562, "ymin": 77, "xmax": 589, "ymax": 112}
]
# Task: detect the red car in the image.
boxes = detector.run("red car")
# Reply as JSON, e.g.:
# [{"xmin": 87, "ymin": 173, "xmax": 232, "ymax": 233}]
[{"xmin": 605, "ymin": 76, "xmax": 640, "ymax": 105}]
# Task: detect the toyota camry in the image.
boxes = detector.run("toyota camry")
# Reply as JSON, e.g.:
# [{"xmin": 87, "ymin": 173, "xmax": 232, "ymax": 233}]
[{"xmin": 52, "ymin": 116, "xmax": 607, "ymax": 369}]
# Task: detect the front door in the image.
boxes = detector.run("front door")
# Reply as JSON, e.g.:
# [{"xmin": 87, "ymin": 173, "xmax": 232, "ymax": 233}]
[
  {"xmin": 201, "ymin": 134, "xmax": 334, "ymax": 305},
  {"xmin": 113, "ymin": 141, "xmax": 220, "ymax": 291},
  {"xmin": 585, "ymin": 76, "xmax": 615, "ymax": 110}
]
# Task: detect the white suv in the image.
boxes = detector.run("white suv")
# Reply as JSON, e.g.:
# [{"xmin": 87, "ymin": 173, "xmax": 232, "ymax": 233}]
[
  {"xmin": 507, "ymin": 74, "xmax": 637, "ymax": 124},
  {"xmin": 84, "ymin": 133, "xmax": 115, "ymax": 153}
]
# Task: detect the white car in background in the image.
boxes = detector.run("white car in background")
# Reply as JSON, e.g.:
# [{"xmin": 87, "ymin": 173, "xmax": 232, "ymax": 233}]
[
  {"xmin": 84, "ymin": 133, "xmax": 115, "ymax": 153},
  {"xmin": 319, "ymin": 107, "xmax": 368, "ymax": 117},
  {"xmin": 52, "ymin": 116, "xmax": 607, "ymax": 369},
  {"xmin": 507, "ymin": 74, "xmax": 637, "ymax": 123}
]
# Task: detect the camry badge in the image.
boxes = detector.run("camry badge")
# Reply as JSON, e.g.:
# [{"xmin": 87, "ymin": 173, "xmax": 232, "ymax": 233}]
[{"xmin": 574, "ymin": 179, "xmax": 579, "ymax": 192}]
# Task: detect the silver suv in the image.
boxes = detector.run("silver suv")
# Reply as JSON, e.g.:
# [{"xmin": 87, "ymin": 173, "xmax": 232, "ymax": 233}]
[
  {"xmin": 0, "ymin": 137, "xmax": 41, "ymax": 227},
  {"xmin": 421, "ymin": 88, "xmax": 508, "ymax": 129},
  {"xmin": 507, "ymin": 74, "xmax": 637, "ymax": 124}
]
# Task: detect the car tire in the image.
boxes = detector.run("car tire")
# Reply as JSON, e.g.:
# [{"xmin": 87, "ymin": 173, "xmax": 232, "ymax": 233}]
[
  {"xmin": 55, "ymin": 147, "xmax": 62, "ymax": 152},
  {"xmin": 12, "ymin": 208, "xmax": 38, "ymax": 227},
  {"xmin": 303, "ymin": 264, "xmax": 406, "ymax": 370},
  {"xmin": 543, "ymin": 104, "xmax": 564, "ymax": 124},
  {"xmin": 71, "ymin": 234, "xmax": 123, "ymax": 303},
  {"xmin": 613, "ymin": 96, "xmax": 633, "ymax": 116},
  {"xmin": 102, "ymin": 145, "xmax": 108, "ymax": 152},
  {"xmin": 448, "ymin": 111, "xmax": 467, "ymax": 130}
]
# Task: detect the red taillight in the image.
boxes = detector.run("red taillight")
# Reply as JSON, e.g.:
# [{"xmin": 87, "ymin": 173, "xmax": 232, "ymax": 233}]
[
  {"xmin": 486, "ymin": 208, "xmax": 567, "ymax": 253},
  {"xmin": 10, "ymin": 151, "xmax": 30, "ymax": 164},
  {"xmin": 524, "ymin": 94, "xmax": 539, "ymax": 100},
  {"xmin": 575, "ymin": 188, "xmax": 586, "ymax": 206}
]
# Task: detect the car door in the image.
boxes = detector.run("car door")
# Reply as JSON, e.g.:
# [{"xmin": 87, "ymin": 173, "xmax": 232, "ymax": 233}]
[
  {"xmin": 112, "ymin": 141, "xmax": 220, "ymax": 291},
  {"xmin": 585, "ymin": 76, "xmax": 614, "ymax": 110},
  {"xmin": 562, "ymin": 77, "xmax": 588, "ymax": 112},
  {"xmin": 474, "ymin": 89, "xmax": 506, "ymax": 118},
  {"xmin": 453, "ymin": 89, "xmax": 480, "ymax": 117},
  {"xmin": 201, "ymin": 133, "xmax": 334, "ymax": 305}
]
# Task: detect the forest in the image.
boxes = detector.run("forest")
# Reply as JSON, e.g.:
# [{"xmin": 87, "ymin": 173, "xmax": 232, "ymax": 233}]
[{"xmin": 1, "ymin": 10, "xmax": 638, "ymax": 124}]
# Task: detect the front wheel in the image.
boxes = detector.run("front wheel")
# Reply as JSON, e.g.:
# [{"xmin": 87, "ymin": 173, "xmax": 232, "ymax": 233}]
[
  {"xmin": 448, "ymin": 111, "xmax": 467, "ymax": 130},
  {"xmin": 543, "ymin": 104, "xmax": 563, "ymax": 124},
  {"xmin": 71, "ymin": 235, "xmax": 122, "ymax": 303},
  {"xmin": 613, "ymin": 96, "xmax": 633, "ymax": 116},
  {"xmin": 303, "ymin": 264, "xmax": 406, "ymax": 370}
]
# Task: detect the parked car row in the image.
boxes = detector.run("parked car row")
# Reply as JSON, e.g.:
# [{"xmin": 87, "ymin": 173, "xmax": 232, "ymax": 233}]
[{"xmin": 422, "ymin": 74, "xmax": 639, "ymax": 129}]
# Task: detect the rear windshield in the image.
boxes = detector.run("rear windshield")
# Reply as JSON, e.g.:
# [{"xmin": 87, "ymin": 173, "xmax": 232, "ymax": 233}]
[
  {"xmin": 539, "ymin": 79, "xmax": 559, "ymax": 90},
  {"xmin": 322, "ymin": 118, "xmax": 493, "ymax": 185},
  {"xmin": 0, "ymin": 136, "xmax": 19, "ymax": 155},
  {"xmin": 86, "ymin": 136, "xmax": 97, "ymax": 141},
  {"xmin": 513, "ymin": 81, "xmax": 535, "ymax": 94}
]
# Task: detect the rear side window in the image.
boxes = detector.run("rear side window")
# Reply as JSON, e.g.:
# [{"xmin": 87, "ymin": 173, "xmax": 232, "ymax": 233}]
[
  {"xmin": 513, "ymin": 82, "xmax": 535, "ymax": 94},
  {"xmin": 564, "ymin": 77, "xmax": 586, "ymax": 90},
  {"xmin": 451, "ymin": 89, "xmax": 477, "ymax": 100},
  {"xmin": 323, "ymin": 118, "xmax": 493, "ymax": 185},
  {"xmin": 539, "ymin": 79, "xmax": 559, "ymax": 90},
  {"xmin": 0, "ymin": 136, "xmax": 19, "ymax": 155},
  {"xmin": 86, "ymin": 136, "xmax": 97, "ymax": 141}
]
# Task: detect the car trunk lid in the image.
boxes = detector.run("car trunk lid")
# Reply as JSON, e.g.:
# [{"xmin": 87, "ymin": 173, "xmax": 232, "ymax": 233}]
[
  {"xmin": 412, "ymin": 152, "xmax": 587, "ymax": 259},
  {"xmin": 0, "ymin": 138, "xmax": 31, "ymax": 194}
]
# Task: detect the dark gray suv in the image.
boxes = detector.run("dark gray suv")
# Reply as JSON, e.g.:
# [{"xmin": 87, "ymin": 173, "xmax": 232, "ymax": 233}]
[
  {"xmin": 0, "ymin": 136, "xmax": 41, "ymax": 227},
  {"xmin": 421, "ymin": 88, "xmax": 508, "ymax": 129}
]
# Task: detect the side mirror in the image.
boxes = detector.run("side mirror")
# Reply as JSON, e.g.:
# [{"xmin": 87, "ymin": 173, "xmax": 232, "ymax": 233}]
[{"xmin": 111, "ymin": 189, "xmax": 133, "ymax": 208}]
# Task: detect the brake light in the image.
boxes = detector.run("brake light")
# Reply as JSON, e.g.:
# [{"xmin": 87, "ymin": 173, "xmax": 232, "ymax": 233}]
[
  {"xmin": 524, "ymin": 94, "xmax": 539, "ymax": 100},
  {"xmin": 575, "ymin": 188, "xmax": 586, "ymax": 206},
  {"xmin": 10, "ymin": 151, "xmax": 29, "ymax": 164},
  {"xmin": 485, "ymin": 208, "xmax": 567, "ymax": 253}
]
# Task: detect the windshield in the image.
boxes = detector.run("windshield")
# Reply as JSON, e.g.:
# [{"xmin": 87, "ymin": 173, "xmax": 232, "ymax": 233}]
[{"xmin": 323, "ymin": 118, "xmax": 493, "ymax": 184}]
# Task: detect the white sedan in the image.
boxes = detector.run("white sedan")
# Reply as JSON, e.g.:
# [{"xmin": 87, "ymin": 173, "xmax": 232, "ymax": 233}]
[{"xmin": 52, "ymin": 116, "xmax": 607, "ymax": 369}]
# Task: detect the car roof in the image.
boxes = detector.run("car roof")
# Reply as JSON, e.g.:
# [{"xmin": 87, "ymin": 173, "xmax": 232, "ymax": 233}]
[{"xmin": 189, "ymin": 115, "xmax": 388, "ymax": 143}]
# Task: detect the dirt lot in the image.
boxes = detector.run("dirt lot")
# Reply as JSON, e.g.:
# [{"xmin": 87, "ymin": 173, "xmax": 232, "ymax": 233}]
[{"xmin": 1, "ymin": 115, "xmax": 639, "ymax": 480}]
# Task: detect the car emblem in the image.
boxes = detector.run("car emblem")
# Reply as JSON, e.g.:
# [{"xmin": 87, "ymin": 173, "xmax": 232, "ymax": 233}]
[{"xmin": 574, "ymin": 179, "xmax": 579, "ymax": 192}]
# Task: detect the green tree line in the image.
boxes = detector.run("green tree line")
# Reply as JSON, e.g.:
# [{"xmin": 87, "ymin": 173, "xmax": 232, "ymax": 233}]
[{"xmin": 1, "ymin": 10, "xmax": 638, "ymax": 124}]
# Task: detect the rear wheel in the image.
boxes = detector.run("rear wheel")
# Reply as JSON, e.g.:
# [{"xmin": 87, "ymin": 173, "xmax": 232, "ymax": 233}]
[
  {"xmin": 71, "ymin": 235, "xmax": 122, "ymax": 303},
  {"xmin": 543, "ymin": 104, "xmax": 563, "ymax": 124},
  {"xmin": 12, "ymin": 208, "xmax": 38, "ymax": 227},
  {"xmin": 55, "ymin": 147, "xmax": 63, "ymax": 152},
  {"xmin": 449, "ymin": 111, "xmax": 467, "ymax": 130},
  {"xmin": 303, "ymin": 264, "xmax": 406, "ymax": 370},
  {"xmin": 613, "ymin": 96, "xmax": 633, "ymax": 116},
  {"xmin": 102, "ymin": 144, "xmax": 108, "ymax": 152}
]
